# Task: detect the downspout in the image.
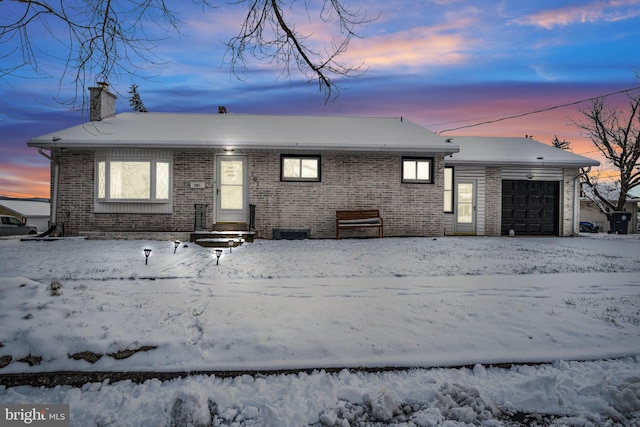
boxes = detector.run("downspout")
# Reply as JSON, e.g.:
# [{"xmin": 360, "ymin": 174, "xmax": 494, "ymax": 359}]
[
  {"xmin": 37, "ymin": 148, "xmax": 59, "ymax": 228},
  {"xmin": 573, "ymin": 167, "xmax": 591, "ymax": 236}
]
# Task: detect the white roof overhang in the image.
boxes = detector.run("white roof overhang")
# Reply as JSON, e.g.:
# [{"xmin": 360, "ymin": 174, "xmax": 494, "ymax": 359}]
[
  {"xmin": 27, "ymin": 113, "xmax": 460, "ymax": 155},
  {"xmin": 443, "ymin": 136, "xmax": 600, "ymax": 168}
]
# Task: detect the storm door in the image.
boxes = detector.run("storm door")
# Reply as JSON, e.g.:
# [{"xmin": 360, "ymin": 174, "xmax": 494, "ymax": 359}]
[
  {"xmin": 454, "ymin": 180, "xmax": 477, "ymax": 235},
  {"xmin": 215, "ymin": 155, "xmax": 248, "ymax": 223}
]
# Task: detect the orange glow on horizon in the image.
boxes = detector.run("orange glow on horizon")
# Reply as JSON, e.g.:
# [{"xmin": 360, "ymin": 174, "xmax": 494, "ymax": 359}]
[{"xmin": 0, "ymin": 163, "xmax": 50, "ymax": 199}]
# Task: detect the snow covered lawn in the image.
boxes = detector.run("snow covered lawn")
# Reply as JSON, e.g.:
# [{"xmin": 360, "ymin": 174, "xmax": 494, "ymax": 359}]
[{"xmin": 1, "ymin": 235, "xmax": 639, "ymax": 426}]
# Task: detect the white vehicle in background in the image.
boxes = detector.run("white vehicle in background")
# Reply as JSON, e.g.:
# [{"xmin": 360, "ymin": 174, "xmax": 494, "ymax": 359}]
[{"xmin": 0, "ymin": 214, "xmax": 37, "ymax": 235}]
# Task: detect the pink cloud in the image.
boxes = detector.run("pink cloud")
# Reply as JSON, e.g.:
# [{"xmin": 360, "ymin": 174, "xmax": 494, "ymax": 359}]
[
  {"xmin": 346, "ymin": 26, "xmax": 471, "ymax": 69},
  {"xmin": 0, "ymin": 163, "xmax": 50, "ymax": 198},
  {"xmin": 514, "ymin": 0, "xmax": 640, "ymax": 29}
]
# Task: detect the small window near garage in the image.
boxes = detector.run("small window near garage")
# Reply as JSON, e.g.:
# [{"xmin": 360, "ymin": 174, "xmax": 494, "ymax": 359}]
[
  {"xmin": 281, "ymin": 155, "xmax": 321, "ymax": 182},
  {"xmin": 444, "ymin": 166, "xmax": 454, "ymax": 212},
  {"xmin": 402, "ymin": 157, "xmax": 433, "ymax": 183}
]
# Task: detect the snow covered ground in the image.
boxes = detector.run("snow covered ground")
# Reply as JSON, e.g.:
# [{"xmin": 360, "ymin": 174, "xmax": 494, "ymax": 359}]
[{"xmin": 0, "ymin": 234, "xmax": 639, "ymax": 426}]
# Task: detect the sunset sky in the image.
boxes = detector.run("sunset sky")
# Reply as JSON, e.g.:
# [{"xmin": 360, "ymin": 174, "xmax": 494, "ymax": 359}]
[{"xmin": 1, "ymin": 0, "xmax": 639, "ymax": 199}]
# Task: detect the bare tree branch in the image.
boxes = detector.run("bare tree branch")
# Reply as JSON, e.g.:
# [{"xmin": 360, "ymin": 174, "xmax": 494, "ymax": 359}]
[
  {"xmin": 1, "ymin": 0, "xmax": 374, "ymax": 107},
  {"xmin": 575, "ymin": 87, "xmax": 640, "ymax": 211},
  {"xmin": 226, "ymin": 0, "xmax": 373, "ymax": 102},
  {"xmin": 551, "ymin": 135, "xmax": 571, "ymax": 151},
  {"xmin": 1, "ymin": 0, "xmax": 182, "ymax": 107}
]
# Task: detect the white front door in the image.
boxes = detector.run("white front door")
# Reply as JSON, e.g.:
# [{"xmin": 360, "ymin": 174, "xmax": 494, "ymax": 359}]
[
  {"xmin": 216, "ymin": 155, "xmax": 248, "ymax": 223},
  {"xmin": 455, "ymin": 180, "xmax": 477, "ymax": 235}
]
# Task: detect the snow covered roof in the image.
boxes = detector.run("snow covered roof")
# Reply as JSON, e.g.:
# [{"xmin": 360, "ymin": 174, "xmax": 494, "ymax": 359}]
[
  {"xmin": 580, "ymin": 184, "xmax": 640, "ymax": 203},
  {"xmin": 0, "ymin": 199, "xmax": 50, "ymax": 217},
  {"xmin": 444, "ymin": 136, "xmax": 600, "ymax": 168},
  {"xmin": 27, "ymin": 113, "xmax": 460, "ymax": 154}
]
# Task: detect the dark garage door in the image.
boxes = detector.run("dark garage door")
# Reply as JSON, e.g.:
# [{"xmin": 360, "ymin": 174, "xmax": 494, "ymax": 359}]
[{"xmin": 502, "ymin": 180, "xmax": 559, "ymax": 235}]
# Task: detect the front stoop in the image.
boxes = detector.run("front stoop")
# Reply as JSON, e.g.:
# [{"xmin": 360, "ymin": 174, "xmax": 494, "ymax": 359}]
[
  {"xmin": 191, "ymin": 223, "xmax": 255, "ymax": 247},
  {"xmin": 193, "ymin": 236, "xmax": 246, "ymax": 248}
]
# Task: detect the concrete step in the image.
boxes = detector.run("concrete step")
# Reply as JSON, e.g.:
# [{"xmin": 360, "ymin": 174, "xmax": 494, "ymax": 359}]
[
  {"xmin": 191, "ymin": 230, "xmax": 255, "ymax": 247},
  {"xmin": 194, "ymin": 237, "xmax": 246, "ymax": 248},
  {"xmin": 211, "ymin": 222, "xmax": 249, "ymax": 232}
]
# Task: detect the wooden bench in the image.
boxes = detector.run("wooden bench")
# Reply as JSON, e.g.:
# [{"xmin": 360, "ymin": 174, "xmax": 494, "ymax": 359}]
[{"xmin": 336, "ymin": 210, "xmax": 383, "ymax": 239}]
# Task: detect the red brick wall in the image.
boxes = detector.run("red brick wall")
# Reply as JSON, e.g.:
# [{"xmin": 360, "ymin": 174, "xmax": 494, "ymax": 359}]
[
  {"xmin": 249, "ymin": 151, "xmax": 445, "ymax": 238},
  {"xmin": 53, "ymin": 149, "xmax": 446, "ymax": 238}
]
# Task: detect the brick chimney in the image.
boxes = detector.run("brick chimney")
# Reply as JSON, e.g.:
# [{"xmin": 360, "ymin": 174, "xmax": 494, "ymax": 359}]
[{"xmin": 89, "ymin": 82, "xmax": 117, "ymax": 121}]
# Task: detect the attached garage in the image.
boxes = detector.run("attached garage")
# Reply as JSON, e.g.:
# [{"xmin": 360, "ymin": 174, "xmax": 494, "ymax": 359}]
[
  {"xmin": 502, "ymin": 180, "xmax": 559, "ymax": 235},
  {"xmin": 444, "ymin": 135, "xmax": 600, "ymax": 237}
]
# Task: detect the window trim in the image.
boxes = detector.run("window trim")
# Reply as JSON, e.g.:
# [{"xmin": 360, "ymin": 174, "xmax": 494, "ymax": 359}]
[
  {"xmin": 444, "ymin": 166, "xmax": 454, "ymax": 213},
  {"xmin": 401, "ymin": 157, "xmax": 434, "ymax": 184},
  {"xmin": 95, "ymin": 158, "xmax": 172, "ymax": 203},
  {"xmin": 280, "ymin": 154, "xmax": 321, "ymax": 182}
]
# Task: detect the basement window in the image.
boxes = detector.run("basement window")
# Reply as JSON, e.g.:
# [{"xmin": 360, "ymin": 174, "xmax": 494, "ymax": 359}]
[
  {"xmin": 402, "ymin": 157, "xmax": 433, "ymax": 184},
  {"xmin": 281, "ymin": 155, "xmax": 321, "ymax": 182}
]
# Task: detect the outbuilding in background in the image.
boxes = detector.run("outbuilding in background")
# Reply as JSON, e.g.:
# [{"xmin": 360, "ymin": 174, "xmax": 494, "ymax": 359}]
[{"xmin": 0, "ymin": 197, "xmax": 50, "ymax": 232}]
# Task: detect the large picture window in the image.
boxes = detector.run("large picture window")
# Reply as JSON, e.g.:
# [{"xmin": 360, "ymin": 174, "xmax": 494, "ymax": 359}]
[
  {"xmin": 402, "ymin": 157, "xmax": 433, "ymax": 183},
  {"xmin": 281, "ymin": 155, "xmax": 321, "ymax": 182},
  {"xmin": 96, "ymin": 159, "xmax": 171, "ymax": 202}
]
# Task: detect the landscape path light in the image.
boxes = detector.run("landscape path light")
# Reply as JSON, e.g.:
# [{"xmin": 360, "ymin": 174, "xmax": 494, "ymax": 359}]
[
  {"xmin": 228, "ymin": 239, "xmax": 233, "ymax": 253},
  {"xmin": 215, "ymin": 249, "xmax": 223, "ymax": 265},
  {"xmin": 174, "ymin": 240, "xmax": 180, "ymax": 254},
  {"xmin": 143, "ymin": 248, "xmax": 152, "ymax": 265}
]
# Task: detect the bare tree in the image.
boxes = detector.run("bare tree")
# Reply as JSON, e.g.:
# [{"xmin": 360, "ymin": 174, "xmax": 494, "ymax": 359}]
[
  {"xmin": 0, "ymin": 0, "xmax": 372, "ymax": 105},
  {"xmin": 575, "ymin": 90, "xmax": 640, "ymax": 212},
  {"xmin": 551, "ymin": 135, "xmax": 571, "ymax": 151}
]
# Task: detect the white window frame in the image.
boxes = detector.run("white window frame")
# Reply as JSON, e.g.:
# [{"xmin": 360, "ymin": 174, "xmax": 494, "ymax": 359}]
[
  {"xmin": 402, "ymin": 157, "xmax": 433, "ymax": 184},
  {"xmin": 95, "ymin": 154, "xmax": 172, "ymax": 203},
  {"xmin": 444, "ymin": 166, "xmax": 454, "ymax": 213},
  {"xmin": 280, "ymin": 155, "xmax": 321, "ymax": 182}
]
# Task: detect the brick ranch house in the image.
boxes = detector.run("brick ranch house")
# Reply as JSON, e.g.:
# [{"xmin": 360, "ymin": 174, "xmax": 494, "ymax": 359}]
[{"xmin": 27, "ymin": 84, "xmax": 599, "ymax": 240}]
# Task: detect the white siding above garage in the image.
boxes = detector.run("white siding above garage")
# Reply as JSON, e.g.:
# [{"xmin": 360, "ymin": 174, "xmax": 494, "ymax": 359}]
[{"xmin": 502, "ymin": 168, "xmax": 563, "ymax": 181}]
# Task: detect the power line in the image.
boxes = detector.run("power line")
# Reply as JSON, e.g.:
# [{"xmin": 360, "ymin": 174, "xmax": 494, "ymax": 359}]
[
  {"xmin": 437, "ymin": 86, "xmax": 640, "ymax": 134},
  {"xmin": 574, "ymin": 148, "xmax": 609, "ymax": 155}
]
